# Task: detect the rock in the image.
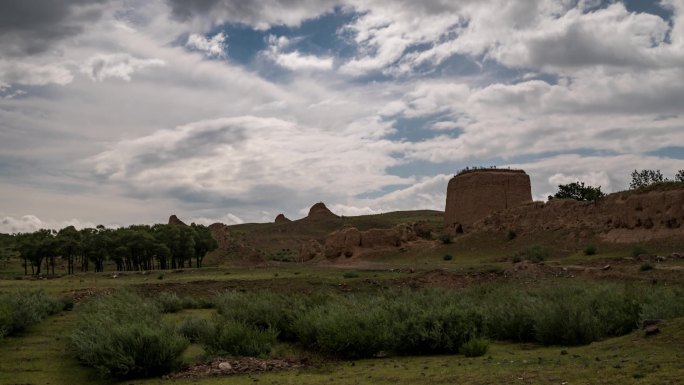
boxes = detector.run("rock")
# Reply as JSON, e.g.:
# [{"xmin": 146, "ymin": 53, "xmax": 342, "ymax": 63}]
[
  {"xmin": 168, "ymin": 214, "xmax": 187, "ymax": 226},
  {"xmin": 218, "ymin": 362, "xmax": 233, "ymax": 371},
  {"xmin": 208, "ymin": 223, "xmax": 232, "ymax": 250},
  {"xmin": 299, "ymin": 239, "xmax": 323, "ymax": 261},
  {"xmin": 601, "ymin": 264, "xmax": 611, "ymax": 271},
  {"xmin": 306, "ymin": 202, "xmax": 339, "ymax": 220},
  {"xmin": 360, "ymin": 228, "xmax": 401, "ymax": 248},
  {"xmin": 644, "ymin": 325, "xmax": 660, "ymax": 336},
  {"xmin": 324, "ymin": 227, "xmax": 361, "ymax": 258},
  {"xmin": 445, "ymin": 169, "xmax": 532, "ymax": 231},
  {"xmin": 274, "ymin": 214, "xmax": 291, "ymax": 223}
]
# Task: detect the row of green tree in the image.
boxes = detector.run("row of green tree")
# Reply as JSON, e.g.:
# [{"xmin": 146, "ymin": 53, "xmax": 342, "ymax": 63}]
[
  {"xmin": 7, "ymin": 223, "xmax": 217, "ymax": 275},
  {"xmin": 553, "ymin": 169, "xmax": 684, "ymax": 201}
]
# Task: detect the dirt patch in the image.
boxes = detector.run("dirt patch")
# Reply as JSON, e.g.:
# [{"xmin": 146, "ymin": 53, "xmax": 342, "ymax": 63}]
[
  {"xmin": 64, "ymin": 288, "xmax": 113, "ymax": 303},
  {"xmin": 165, "ymin": 357, "xmax": 307, "ymax": 379}
]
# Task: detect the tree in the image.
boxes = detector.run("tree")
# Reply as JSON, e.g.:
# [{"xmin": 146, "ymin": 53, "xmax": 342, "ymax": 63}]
[
  {"xmin": 554, "ymin": 181, "xmax": 605, "ymax": 201},
  {"xmin": 629, "ymin": 169, "xmax": 666, "ymax": 189},
  {"xmin": 190, "ymin": 224, "xmax": 218, "ymax": 268},
  {"xmin": 675, "ymin": 170, "xmax": 684, "ymax": 183},
  {"xmin": 57, "ymin": 226, "xmax": 81, "ymax": 274}
]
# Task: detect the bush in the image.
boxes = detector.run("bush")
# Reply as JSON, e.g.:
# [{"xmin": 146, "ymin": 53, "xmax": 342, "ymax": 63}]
[
  {"xmin": 461, "ymin": 338, "xmax": 489, "ymax": 357},
  {"xmin": 524, "ymin": 245, "xmax": 548, "ymax": 263},
  {"xmin": 640, "ymin": 262, "xmax": 654, "ymax": 272},
  {"xmin": 439, "ymin": 234, "xmax": 453, "ymax": 244},
  {"xmin": 511, "ymin": 255, "xmax": 522, "ymax": 263},
  {"xmin": 206, "ymin": 319, "xmax": 276, "ymax": 357},
  {"xmin": 156, "ymin": 292, "xmax": 183, "ymax": 313},
  {"xmin": 343, "ymin": 271, "xmax": 360, "ymax": 279},
  {"xmin": 632, "ymin": 245, "xmax": 649, "ymax": 257},
  {"xmin": 69, "ymin": 291, "xmax": 188, "ymax": 378},
  {"xmin": 177, "ymin": 317, "xmax": 214, "ymax": 343},
  {"xmin": 214, "ymin": 291, "xmax": 301, "ymax": 340},
  {"xmin": 0, "ymin": 290, "xmax": 61, "ymax": 338},
  {"xmin": 442, "ymin": 254, "xmax": 453, "ymax": 261},
  {"xmin": 583, "ymin": 244, "xmax": 597, "ymax": 256}
]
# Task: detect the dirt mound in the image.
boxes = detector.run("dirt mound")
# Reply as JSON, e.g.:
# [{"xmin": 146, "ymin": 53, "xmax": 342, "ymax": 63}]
[
  {"xmin": 274, "ymin": 213, "xmax": 291, "ymax": 223},
  {"xmin": 324, "ymin": 227, "xmax": 361, "ymax": 258},
  {"xmin": 305, "ymin": 202, "xmax": 339, "ymax": 220},
  {"xmin": 474, "ymin": 188, "xmax": 684, "ymax": 243},
  {"xmin": 166, "ymin": 357, "xmax": 307, "ymax": 379},
  {"xmin": 445, "ymin": 169, "xmax": 532, "ymax": 231},
  {"xmin": 299, "ymin": 239, "xmax": 323, "ymax": 261},
  {"xmin": 168, "ymin": 214, "xmax": 187, "ymax": 226}
]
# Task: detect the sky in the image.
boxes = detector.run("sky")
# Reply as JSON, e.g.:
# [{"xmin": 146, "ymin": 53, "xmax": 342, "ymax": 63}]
[{"xmin": 1, "ymin": 0, "xmax": 683, "ymax": 233}]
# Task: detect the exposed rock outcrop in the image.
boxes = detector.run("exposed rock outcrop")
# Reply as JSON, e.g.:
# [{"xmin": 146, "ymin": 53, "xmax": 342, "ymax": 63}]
[
  {"xmin": 208, "ymin": 223, "xmax": 232, "ymax": 250},
  {"xmin": 324, "ymin": 227, "xmax": 361, "ymax": 258},
  {"xmin": 474, "ymin": 188, "xmax": 684, "ymax": 243},
  {"xmin": 445, "ymin": 169, "xmax": 532, "ymax": 231},
  {"xmin": 299, "ymin": 239, "xmax": 323, "ymax": 262},
  {"xmin": 324, "ymin": 223, "xmax": 423, "ymax": 258},
  {"xmin": 168, "ymin": 214, "xmax": 187, "ymax": 226},
  {"xmin": 305, "ymin": 202, "xmax": 339, "ymax": 220},
  {"xmin": 274, "ymin": 214, "xmax": 291, "ymax": 223}
]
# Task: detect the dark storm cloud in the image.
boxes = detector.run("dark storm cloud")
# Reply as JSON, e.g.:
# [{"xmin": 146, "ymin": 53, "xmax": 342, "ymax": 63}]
[
  {"xmin": 165, "ymin": 0, "xmax": 339, "ymax": 28},
  {"xmin": 0, "ymin": 0, "xmax": 108, "ymax": 56}
]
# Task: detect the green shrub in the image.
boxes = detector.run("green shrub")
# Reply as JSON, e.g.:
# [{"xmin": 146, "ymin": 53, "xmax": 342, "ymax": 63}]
[
  {"xmin": 439, "ymin": 234, "xmax": 453, "ymax": 244},
  {"xmin": 214, "ymin": 291, "xmax": 300, "ymax": 340},
  {"xmin": 524, "ymin": 245, "xmax": 548, "ymax": 263},
  {"xmin": 507, "ymin": 230, "xmax": 517, "ymax": 241},
  {"xmin": 640, "ymin": 262, "xmax": 654, "ymax": 271},
  {"xmin": 60, "ymin": 296, "xmax": 75, "ymax": 311},
  {"xmin": 156, "ymin": 292, "xmax": 183, "ymax": 313},
  {"xmin": 461, "ymin": 338, "xmax": 489, "ymax": 357},
  {"xmin": 632, "ymin": 245, "xmax": 649, "ymax": 257},
  {"xmin": 343, "ymin": 271, "xmax": 360, "ymax": 279},
  {"xmin": 0, "ymin": 290, "xmax": 61, "ymax": 338},
  {"xmin": 583, "ymin": 244, "xmax": 597, "ymax": 256},
  {"xmin": 206, "ymin": 319, "xmax": 276, "ymax": 357},
  {"xmin": 442, "ymin": 254, "xmax": 453, "ymax": 261},
  {"xmin": 177, "ymin": 316, "xmax": 215, "ymax": 343},
  {"xmin": 69, "ymin": 291, "xmax": 188, "ymax": 378},
  {"xmin": 511, "ymin": 255, "xmax": 522, "ymax": 263}
]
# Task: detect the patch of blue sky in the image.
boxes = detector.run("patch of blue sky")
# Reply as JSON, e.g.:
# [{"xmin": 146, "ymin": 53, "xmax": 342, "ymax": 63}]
[
  {"xmin": 384, "ymin": 114, "xmax": 463, "ymax": 142},
  {"xmin": 208, "ymin": 7, "xmax": 358, "ymax": 67},
  {"xmin": 646, "ymin": 146, "xmax": 684, "ymax": 160}
]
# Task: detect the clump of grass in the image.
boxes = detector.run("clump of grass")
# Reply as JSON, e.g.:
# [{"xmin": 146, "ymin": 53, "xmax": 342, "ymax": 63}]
[
  {"xmin": 177, "ymin": 316, "xmax": 215, "ymax": 343},
  {"xmin": 460, "ymin": 338, "xmax": 489, "ymax": 357},
  {"xmin": 632, "ymin": 245, "xmax": 649, "ymax": 257},
  {"xmin": 507, "ymin": 230, "xmax": 517, "ymax": 241},
  {"xmin": 442, "ymin": 254, "xmax": 453, "ymax": 261},
  {"xmin": 206, "ymin": 319, "xmax": 276, "ymax": 357},
  {"xmin": 156, "ymin": 292, "xmax": 183, "ymax": 313},
  {"xmin": 69, "ymin": 291, "xmax": 188, "ymax": 378},
  {"xmin": 0, "ymin": 290, "xmax": 61, "ymax": 338},
  {"xmin": 583, "ymin": 244, "xmax": 597, "ymax": 256},
  {"xmin": 343, "ymin": 271, "xmax": 360, "ymax": 279},
  {"xmin": 511, "ymin": 255, "xmax": 522, "ymax": 263},
  {"xmin": 640, "ymin": 262, "xmax": 654, "ymax": 272},
  {"xmin": 439, "ymin": 233, "xmax": 453, "ymax": 244},
  {"xmin": 523, "ymin": 245, "xmax": 548, "ymax": 263}
]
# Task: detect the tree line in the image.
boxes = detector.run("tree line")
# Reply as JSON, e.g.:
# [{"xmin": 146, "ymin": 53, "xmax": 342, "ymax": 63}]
[
  {"xmin": 553, "ymin": 169, "xmax": 684, "ymax": 201},
  {"xmin": 5, "ymin": 223, "xmax": 217, "ymax": 275}
]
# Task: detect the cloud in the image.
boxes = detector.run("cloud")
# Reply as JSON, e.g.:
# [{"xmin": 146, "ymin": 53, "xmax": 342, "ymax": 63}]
[
  {"xmin": 0, "ymin": 0, "xmax": 109, "ymax": 57},
  {"xmin": 164, "ymin": 0, "xmax": 339, "ymax": 30},
  {"xmin": 186, "ymin": 32, "xmax": 227, "ymax": 58},
  {"xmin": 0, "ymin": 214, "xmax": 96, "ymax": 234},
  {"xmin": 92, "ymin": 115, "xmax": 409, "ymax": 206},
  {"xmin": 81, "ymin": 53, "xmax": 166, "ymax": 82},
  {"xmin": 264, "ymin": 35, "xmax": 334, "ymax": 71},
  {"xmin": 0, "ymin": 60, "xmax": 73, "ymax": 86}
]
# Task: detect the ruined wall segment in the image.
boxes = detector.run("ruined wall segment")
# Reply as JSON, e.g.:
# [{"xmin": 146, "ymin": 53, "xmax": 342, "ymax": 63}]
[{"xmin": 444, "ymin": 169, "xmax": 532, "ymax": 231}]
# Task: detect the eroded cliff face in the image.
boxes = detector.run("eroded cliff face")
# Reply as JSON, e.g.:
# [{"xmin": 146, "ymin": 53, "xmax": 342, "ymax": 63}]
[
  {"xmin": 322, "ymin": 223, "xmax": 421, "ymax": 258},
  {"xmin": 473, "ymin": 188, "xmax": 684, "ymax": 243},
  {"xmin": 445, "ymin": 170, "xmax": 532, "ymax": 231}
]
